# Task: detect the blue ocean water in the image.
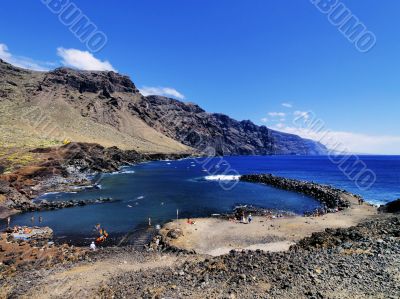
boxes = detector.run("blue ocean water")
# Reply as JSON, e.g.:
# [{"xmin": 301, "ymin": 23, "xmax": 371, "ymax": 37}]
[{"xmin": 4, "ymin": 155, "xmax": 400, "ymax": 243}]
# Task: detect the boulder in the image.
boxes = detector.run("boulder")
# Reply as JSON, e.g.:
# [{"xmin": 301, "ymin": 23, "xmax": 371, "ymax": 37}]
[
  {"xmin": 378, "ymin": 199, "xmax": 400, "ymax": 214},
  {"xmin": 167, "ymin": 229, "xmax": 183, "ymax": 239}
]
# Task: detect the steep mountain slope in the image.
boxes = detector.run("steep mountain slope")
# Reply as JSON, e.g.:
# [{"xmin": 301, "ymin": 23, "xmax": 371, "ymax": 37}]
[
  {"xmin": 0, "ymin": 59, "xmax": 327, "ymax": 156},
  {"xmin": 130, "ymin": 96, "xmax": 327, "ymax": 155},
  {"xmin": 0, "ymin": 60, "xmax": 190, "ymax": 154}
]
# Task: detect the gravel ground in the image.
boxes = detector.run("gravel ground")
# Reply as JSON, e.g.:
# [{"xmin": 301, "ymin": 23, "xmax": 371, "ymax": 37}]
[
  {"xmin": 1, "ymin": 215, "xmax": 399, "ymax": 298},
  {"xmin": 99, "ymin": 215, "xmax": 400, "ymax": 299}
]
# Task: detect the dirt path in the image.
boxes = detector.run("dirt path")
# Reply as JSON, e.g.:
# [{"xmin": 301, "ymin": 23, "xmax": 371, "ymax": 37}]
[
  {"xmin": 161, "ymin": 194, "xmax": 377, "ymax": 256},
  {"xmin": 23, "ymin": 252, "xmax": 179, "ymax": 299}
]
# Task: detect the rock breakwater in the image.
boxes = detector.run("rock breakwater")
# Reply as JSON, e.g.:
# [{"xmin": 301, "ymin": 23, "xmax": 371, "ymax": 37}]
[{"xmin": 240, "ymin": 174, "xmax": 352, "ymax": 211}]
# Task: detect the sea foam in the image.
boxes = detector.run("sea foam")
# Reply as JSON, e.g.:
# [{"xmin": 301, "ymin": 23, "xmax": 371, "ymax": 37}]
[{"xmin": 204, "ymin": 175, "xmax": 241, "ymax": 181}]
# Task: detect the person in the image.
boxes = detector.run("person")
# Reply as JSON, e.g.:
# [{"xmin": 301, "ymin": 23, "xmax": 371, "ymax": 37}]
[
  {"xmin": 242, "ymin": 211, "xmax": 247, "ymax": 223},
  {"xmin": 39, "ymin": 216, "xmax": 43, "ymax": 223},
  {"xmin": 248, "ymin": 214, "xmax": 253, "ymax": 224},
  {"xmin": 90, "ymin": 241, "xmax": 96, "ymax": 251}
]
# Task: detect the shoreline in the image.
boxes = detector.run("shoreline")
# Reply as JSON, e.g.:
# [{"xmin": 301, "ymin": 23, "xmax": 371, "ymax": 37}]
[
  {"xmin": 2, "ymin": 168, "xmax": 380, "ymax": 248},
  {"xmin": 1, "ymin": 167, "xmax": 398, "ymax": 298},
  {"xmin": 0, "ymin": 142, "xmax": 195, "ymax": 220},
  {"xmin": 159, "ymin": 176, "xmax": 378, "ymax": 256}
]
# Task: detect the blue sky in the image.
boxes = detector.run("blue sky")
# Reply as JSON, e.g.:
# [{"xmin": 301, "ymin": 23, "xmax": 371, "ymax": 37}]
[{"xmin": 0, "ymin": 1, "xmax": 399, "ymax": 154}]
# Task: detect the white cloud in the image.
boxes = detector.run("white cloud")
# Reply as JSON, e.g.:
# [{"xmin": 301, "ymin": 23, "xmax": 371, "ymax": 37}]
[
  {"xmin": 139, "ymin": 86, "xmax": 185, "ymax": 100},
  {"xmin": 57, "ymin": 48, "xmax": 116, "ymax": 72},
  {"xmin": 282, "ymin": 102, "xmax": 293, "ymax": 108},
  {"xmin": 260, "ymin": 117, "xmax": 268, "ymax": 123},
  {"xmin": 276, "ymin": 125, "xmax": 400, "ymax": 155},
  {"xmin": 275, "ymin": 123, "xmax": 286, "ymax": 129},
  {"xmin": 0, "ymin": 43, "xmax": 52, "ymax": 71},
  {"xmin": 268, "ymin": 112, "xmax": 286, "ymax": 117}
]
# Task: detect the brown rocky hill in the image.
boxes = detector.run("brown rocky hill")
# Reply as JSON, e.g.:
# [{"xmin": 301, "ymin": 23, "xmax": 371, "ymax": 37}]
[{"xmin": 0, "ymin": 59, "xmax": 327, "ymax": 157}]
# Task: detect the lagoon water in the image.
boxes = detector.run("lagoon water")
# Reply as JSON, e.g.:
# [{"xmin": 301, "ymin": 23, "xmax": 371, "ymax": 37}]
[{"xmin": 5, "ymin": 155, "xmax": 400, "ymax": 244}]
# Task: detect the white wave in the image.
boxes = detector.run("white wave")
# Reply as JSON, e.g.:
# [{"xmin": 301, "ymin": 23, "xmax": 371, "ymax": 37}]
[
  {"xmin": 204, "ymin": 175, "xmax": 241, "ymax": 181},
  {"xmin": 41, "ymin": 191, "xmax": 61, "ymax": 195},
  {"xmin": 137, "ymin": 195, "xmax": 145, "ymax": 200},
  {"xmin": 120, "ymin": 170, "xmax": 135, "ymax": 174},
  {"xmin": 109, "ymin": 169, "xmax": 135, "ymax": 175}
]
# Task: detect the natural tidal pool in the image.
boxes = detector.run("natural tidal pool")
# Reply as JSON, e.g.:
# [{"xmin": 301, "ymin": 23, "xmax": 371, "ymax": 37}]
[{"xmin": 4, "ymin": 155, "xmax": 400, "ymax": 244}]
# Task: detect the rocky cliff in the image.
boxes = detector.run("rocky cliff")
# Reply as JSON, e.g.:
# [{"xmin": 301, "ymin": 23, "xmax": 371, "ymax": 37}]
[
  {"xmin": 0, "ymin": 59, "xmax": 327, "ymax": 156},
  {"xmin": 129, "ymin": 95, "xmax": 327, "ymax": 155}
]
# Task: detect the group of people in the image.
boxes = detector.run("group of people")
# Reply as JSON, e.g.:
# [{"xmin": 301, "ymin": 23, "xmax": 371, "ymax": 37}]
[
  {"xmin": 241, "ymin": 212, "xmax": 253, "ymax": 224},
  {"xmin": 6, "ymin": 215, "xmax": 43, "ymax": 228},
  {"xmin": 187, "ymin": 218, "xmax": 196, "ymax": 225},
  {"xmin": 12, "ymin": 226, "xmax": 32, "ymax": 234}
]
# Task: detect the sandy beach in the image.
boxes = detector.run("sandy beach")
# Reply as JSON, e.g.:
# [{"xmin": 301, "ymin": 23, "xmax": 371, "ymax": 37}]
[{"xmin": 160, "ymin": 193, "xmax": 377, "ymax": 256}]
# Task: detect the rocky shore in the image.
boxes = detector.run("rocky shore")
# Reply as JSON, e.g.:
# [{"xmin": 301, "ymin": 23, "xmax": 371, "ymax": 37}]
[
  {"xmin": 99, "ymin": 214, "xmax": 400, "ymax": 298},
  {"xmin": 0, "ymin": 142, "xmax": 193, "ymax": 219},
  {"xmin": 9, "ymin": 197, "xmax": 115, "ymax": 213},
  {"xmin": 0, "ymin": 226, "xmax": 86, "ymax": 281},
  {"xmin": 241, "ymin": 174, "xmax": 355, "ymax": 211},
  {"xmin": 0, "ymin": 182, "xmax": 398, "ymax": 298},
  {"xmin": 1, "ymin": 211, "xmax": 398, "ymax": 298}
]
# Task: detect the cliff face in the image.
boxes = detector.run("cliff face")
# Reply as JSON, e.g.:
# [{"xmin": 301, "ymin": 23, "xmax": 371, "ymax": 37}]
[
  {"xmin": 0, "ymin": 59, "xmax": 327, "ymax": 155},
  {"xmin": 130, "ymin": 95, "xmax": 327, "ymax": 155}
]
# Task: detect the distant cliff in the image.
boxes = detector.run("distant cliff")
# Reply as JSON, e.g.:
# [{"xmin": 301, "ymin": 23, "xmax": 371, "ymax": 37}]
[
  {"xmin": 130, "ymin": 95, "xmax": 327, "ymax": 155},
  {"xmin": 0, "ymin": 59, "xmax": 326, "ymax": 155}
]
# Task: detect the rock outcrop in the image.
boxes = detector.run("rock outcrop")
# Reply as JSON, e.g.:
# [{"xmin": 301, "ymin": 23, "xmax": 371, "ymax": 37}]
[
  {"xmin": 378, "ymin": 198, "xmax": 400, "ymax": 213},
  {"xmin": 41, "ymin": 67, "xmax": 138, "ymax": 95}
]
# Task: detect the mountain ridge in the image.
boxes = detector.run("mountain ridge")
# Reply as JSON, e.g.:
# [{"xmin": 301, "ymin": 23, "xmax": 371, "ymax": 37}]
[{"xmin": 0, "ymin": 59, "xmax": 327, "ymax": 156}]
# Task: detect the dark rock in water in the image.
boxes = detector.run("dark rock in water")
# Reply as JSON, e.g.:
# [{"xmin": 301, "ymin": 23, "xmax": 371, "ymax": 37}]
[
  {"xmin": 240, "ymin": 174, "xmax": 351, "ymax": 211},
  {"xmin": 10, "ymin": 197, "xmax": 115, "ymax": 212},
  {"xmin": 378, "ymin": 199, "xmax": 400, "ymax": 213}
]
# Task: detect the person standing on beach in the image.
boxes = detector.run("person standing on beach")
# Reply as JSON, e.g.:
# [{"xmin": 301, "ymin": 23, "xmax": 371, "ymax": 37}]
[
  {"xmin": 90, "ymin": 241, "xmax": 96, "ymax": 251},
  {"xmin": 248, "ymin": 214, "xmax": 253, "ymax": 224}
]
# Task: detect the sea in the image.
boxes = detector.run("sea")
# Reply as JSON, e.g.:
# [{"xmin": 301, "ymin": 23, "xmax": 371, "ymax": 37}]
[{"xmin": 3, "ymin": 155, "xmax": 400, "ymax": 244}]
